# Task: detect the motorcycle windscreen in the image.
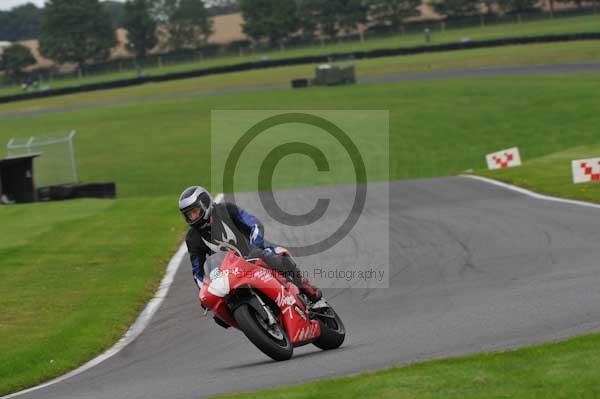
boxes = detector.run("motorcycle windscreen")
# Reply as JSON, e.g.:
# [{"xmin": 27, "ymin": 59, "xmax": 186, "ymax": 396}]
[{"xmin": 203, "ymin": 252, "xmax": 227, "ymax": 280}]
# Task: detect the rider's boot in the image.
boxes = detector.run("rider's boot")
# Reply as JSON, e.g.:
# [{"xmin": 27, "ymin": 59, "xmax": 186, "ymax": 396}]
[
  {"xmin": 300, "ymin": 277, "xmax": 322, "ymax": 302},
  {"xmin": 270, "ymin": 252, "xmax": 322, "ymax": 302}
]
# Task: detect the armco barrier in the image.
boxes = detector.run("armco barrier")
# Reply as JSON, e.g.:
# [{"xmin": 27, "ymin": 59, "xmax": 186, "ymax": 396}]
[{"xmin": 1, "ymin": 32, "xmax": 599, "ymax": 105}]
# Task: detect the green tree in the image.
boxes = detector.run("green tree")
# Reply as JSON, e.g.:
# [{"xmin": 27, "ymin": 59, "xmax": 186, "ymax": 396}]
[
  {"xmin": 314, "ymin": 0, "xmax": 342, "ymax": 39},
  {"xmin": 0, "ymin": 3, "xmax": 42, "ymax": 41},
  {"xmin": 496, "ymin": 0, "xmax": 538, "ymax": 13},
  {"xmin": 297, "ymin": 0, "xmax": 321, "ymax": 41},
  {"xmin": 239, "ymin": 0, "xmax": 298, "ymax": 48},
  {"xmin": 168, "ymin": 0, "xmax": 213, "ymax": 50},
  {"xmin": 369, "ymin": 0, "xmax": 422, "ymax": 32},
  {"xmin": 338, "ymin": 0, "xmax": 369, "ymax": 35},
  {"xmin": 1, "ymin": 43, "xmax": 36, "ymax": 80},
  {"xmin": 39, "ymin": 0, "xmax": 116, "ymax": 76},
  {"xmin": 103, "ymin": 0, "xmax": 127, "ymax": 28},
  {"xmin": 148, "ymin": 0, "xmax": 173, "ymax": 21},
  {"xmin": 124, "ymin": 0, "xmax": 158, "ymax": 59},
  {"xmin": 429, "ymin": 0, "xmax": 482, "ymax": 18},
  {"xmin": 297, "ymin": 0, "xmax": 366, "ymax": 42}
]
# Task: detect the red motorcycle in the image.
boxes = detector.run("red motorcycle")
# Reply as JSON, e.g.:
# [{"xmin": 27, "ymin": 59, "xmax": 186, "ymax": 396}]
[{"xmin": 199, "ymin": 250, "xmax": 345, "ymax": 361}]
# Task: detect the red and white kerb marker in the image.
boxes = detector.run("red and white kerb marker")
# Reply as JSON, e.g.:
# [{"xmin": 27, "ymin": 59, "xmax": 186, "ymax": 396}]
[
  {"xmin": 485, "ymin": 147, "xmax": 522, "ymax": 170},
  {"xmin": 572, "ymin": 157, "xmax": 600, "ymax": 184}
]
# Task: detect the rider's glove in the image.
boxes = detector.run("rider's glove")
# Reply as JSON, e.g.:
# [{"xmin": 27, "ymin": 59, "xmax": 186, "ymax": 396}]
[
  {"xmin": 261, "ymin": 247, "xmax": 275, "ymax": 256},
  {"xmin": 246, "ymin": 246, "xmax": 275, "ymax": 261}
]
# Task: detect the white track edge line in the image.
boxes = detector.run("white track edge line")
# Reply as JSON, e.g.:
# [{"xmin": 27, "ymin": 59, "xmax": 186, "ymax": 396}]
[
  {"xmin": 2, "ymin": 193, "xmax": 225, "ymax": 399},
  {"xmin": 461, "ymin": 174, "xmax": 600, "ymax": 210}
]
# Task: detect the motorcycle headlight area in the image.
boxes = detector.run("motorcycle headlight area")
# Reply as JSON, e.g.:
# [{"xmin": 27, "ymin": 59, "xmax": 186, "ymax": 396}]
[{"xmin": 208, "ymin": 273, "xmax": 230, "ymax": 297}]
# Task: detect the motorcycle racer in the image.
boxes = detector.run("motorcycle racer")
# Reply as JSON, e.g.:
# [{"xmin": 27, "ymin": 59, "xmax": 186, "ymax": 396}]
[{"xmin": 178, "ymin": 186, "xmax": 322, "ymax": 302}]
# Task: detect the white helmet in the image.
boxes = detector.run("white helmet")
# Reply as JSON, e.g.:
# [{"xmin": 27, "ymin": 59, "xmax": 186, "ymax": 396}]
[{"xmin": 178, "ymin": 186, "xmax": 213, "ymax": 228}]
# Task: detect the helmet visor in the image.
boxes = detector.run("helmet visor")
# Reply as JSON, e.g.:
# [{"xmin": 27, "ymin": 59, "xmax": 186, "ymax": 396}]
[{"xmin": 184, "ymin": 206, "xmax": 205, "ymax": 225}]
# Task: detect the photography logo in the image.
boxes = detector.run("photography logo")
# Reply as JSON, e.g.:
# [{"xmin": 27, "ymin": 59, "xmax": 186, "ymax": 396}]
[{"xmin": 211, "ymin": 110, "xmax": 389, "ymax": 288}]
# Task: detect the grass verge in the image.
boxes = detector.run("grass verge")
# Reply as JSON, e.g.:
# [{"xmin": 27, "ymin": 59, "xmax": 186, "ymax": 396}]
[
  {"xmin": 0, "ymin": 197, "xmax": 182, "ymax": 395},
  {"xmin": 477, "ymin": 144, "xmax": 600, "ymax": 203},
  {"xmin": 211, "ymin": 332, "xmax": 600, "ymax": 399}
]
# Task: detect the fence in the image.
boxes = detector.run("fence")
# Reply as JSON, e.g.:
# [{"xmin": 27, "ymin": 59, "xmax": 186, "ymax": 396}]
[
  {"xmin": 6, "ymin": 130, "xmax": 78, "ymax": 187},
  {"xmin": 1, "ymin": 6, "xmax": 597, "ymax": 92}
]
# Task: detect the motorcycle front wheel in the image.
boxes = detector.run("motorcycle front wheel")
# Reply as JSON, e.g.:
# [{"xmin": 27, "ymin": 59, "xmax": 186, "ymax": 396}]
[
  {"xmin": 234, "ymin": 304, "xmax": 293, "ymax": 361},
  {"xmin": 312, "ymin": 306, "xmax": 345, "ymax": 350}
]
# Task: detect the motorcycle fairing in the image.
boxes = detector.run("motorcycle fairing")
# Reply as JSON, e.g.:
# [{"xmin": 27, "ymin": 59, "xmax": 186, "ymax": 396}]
[{"xmin": 199, "ymin": 251, "xmax": 321, "ymax": 345}]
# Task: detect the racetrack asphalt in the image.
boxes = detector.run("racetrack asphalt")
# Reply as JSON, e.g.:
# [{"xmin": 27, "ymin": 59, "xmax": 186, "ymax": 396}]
[
  {"xmin": 1, "ymin": 62, "xmax": 599, "ymax": 120},
  {"xmin": 12, "ymin": 176, "xmax": 600, "ymax": 399}
]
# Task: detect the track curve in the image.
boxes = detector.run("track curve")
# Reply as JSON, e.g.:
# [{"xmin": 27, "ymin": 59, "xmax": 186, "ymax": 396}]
[{"xmin": 10, "ymin": 177, "xmax": 600, "ymax": 399}]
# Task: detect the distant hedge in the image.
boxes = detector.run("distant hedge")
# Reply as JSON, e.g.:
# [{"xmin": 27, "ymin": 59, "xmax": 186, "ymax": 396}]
[{"xmin": 1, "ymin": 32, "xmax": 599, "ymax": 104}]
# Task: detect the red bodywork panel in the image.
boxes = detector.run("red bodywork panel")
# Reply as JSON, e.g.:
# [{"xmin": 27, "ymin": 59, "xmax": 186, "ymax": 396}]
[{"xmin": 199, "ymin": 251, "xmax": 321, "ymax": 345}]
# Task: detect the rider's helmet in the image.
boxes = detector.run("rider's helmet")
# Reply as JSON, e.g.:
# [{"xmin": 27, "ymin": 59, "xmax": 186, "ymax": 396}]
[{"xmin": 179, "ymin": 186, "xmax": 213, "ymax": 228}]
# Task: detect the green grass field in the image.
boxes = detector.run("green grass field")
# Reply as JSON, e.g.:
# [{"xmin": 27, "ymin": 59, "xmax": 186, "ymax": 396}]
[
  {"xmin": 1, "ymin": 56, "xmax": 600, "ymax": 395},
  {"xmin": 3, "ymin": 73, "xmax": 600, "ymax": 195},
  {"xmin": 212, "ymin": 332, "xmax": 600, "ymax": 399},
  {"xmin": 0, "ymin": 12, "xmax": 599, "ymax": 98},
  {"xmin": 478, "ymin": 144, "xmax": 600, "ymax": 203},
  {"xmin": 1, "ymin": 39, "xmax": 599, "ymax": 116},
  {"xmin": 0, "ymin": 196, "xmax": 181, "ymax": 394}
]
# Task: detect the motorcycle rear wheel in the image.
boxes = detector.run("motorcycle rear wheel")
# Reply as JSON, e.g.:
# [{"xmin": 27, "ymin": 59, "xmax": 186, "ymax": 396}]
[{"xmin": 234, "ymin": 304, "xmax": 293, "ymax": 361}]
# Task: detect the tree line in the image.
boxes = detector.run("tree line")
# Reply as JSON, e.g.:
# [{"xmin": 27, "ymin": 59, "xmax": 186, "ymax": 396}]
[
  {"xmin": 0, "ymin": 1, "xmax": 126, "ymax": 42},
  {"xmin": 238, "ymin": 0, "xmax": 597, "ymax": 47},
  {"xmin": 1, "ymin": 0, "xmax": 597, "ymax": 81},
  {"xmin": 1, "ymin": 0, "xmax": 215, "ymax": 80}
]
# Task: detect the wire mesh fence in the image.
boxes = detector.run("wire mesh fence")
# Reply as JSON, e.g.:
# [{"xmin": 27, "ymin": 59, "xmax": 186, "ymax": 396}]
[{"xmin": 6, "ymin": 131, "xmax": 78, "ymax": 187}]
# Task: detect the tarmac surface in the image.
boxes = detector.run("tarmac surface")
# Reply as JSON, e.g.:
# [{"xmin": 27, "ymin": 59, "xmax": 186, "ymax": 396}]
[{"xmin": 12, "ymin": 177, "xmax": 600, "ymax": 399}]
